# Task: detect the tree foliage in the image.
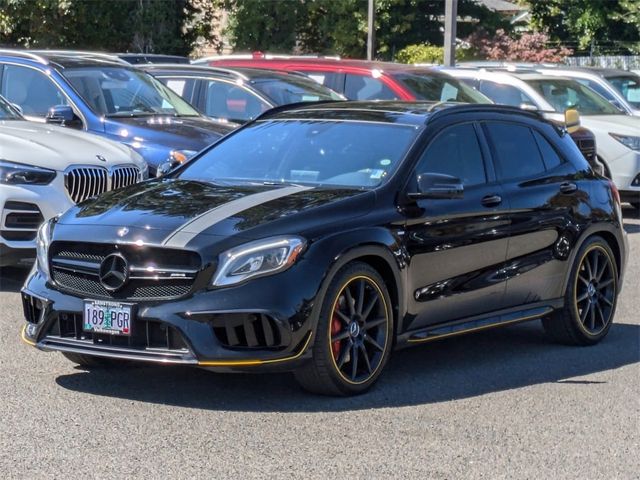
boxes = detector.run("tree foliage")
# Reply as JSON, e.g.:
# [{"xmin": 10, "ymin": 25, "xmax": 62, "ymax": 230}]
[
  {"xmin": 527, "ymin": 0, "xmax": 640, "ymax": 55},
  {"xmin": 0, "ymin": 0, "xmax": 222, "ymax": 55},
  {"xmin": 225, "ymin": 0, "xmax": 510, "ymax": 59},
  {"xmin": 395, "ymin": 43, "xmax": 473, "ymax": 64},
  {"xmin": 466, "ymin": 29, "xmax": 573, "ymax": 62}
]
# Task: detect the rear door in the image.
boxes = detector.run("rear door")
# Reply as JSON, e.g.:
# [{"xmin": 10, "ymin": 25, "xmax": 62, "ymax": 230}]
[
  {"xmin": 403, "ymin": 121, "xmax": 511, "ymax": 330},
  {"xmin": 482, "ymin": 121, "xmax": 587, "ymax": 307}
]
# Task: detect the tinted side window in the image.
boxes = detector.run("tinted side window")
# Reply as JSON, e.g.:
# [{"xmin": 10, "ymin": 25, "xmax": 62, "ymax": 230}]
[
  {"xmin": 533, "ymin": 130, "xmax": 563, "ymax": 170},
  {"xmin": 204, "ymin": 80, "xmax": 269, "ymax": 122},
  {"xmin": 1, "ymin": 64, "xmax": 68, "ymax": 116},
  {"xmin": 484, "ymin": 123, "xmax": 546, "ymax": 180},
  {"xmin": 479, "ymin": 81, "xmax": 535, "ymax": 107},
  {"xmin": 344, "ymin": 74, "xmax": 398, "ymax": 100},
  {"xmin": 416, "ymin": 123, "xmax": 486, "ymax": 186}
]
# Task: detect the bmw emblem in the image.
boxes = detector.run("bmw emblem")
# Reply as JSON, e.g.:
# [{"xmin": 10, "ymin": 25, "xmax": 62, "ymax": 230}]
[{"xmin": 96, "ymin": 154, "xmax": 107, "ymax": 162}]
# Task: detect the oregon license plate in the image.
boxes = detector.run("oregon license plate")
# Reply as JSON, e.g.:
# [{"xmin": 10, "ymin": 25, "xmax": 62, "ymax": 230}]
[{"xmin": 83, "ymin": 300, "xmax": 133, "ymax": 336}]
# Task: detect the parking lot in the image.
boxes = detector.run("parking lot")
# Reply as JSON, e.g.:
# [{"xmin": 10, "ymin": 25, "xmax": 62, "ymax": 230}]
[{"xmin": 0, "ymin": 208, "xmax": 636, "ymax": 479}]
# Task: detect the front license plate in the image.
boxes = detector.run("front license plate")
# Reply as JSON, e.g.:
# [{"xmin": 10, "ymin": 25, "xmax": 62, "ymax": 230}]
[{"xmin": 83, "ymin": 300, "xmax": 133, "ymax": 336}]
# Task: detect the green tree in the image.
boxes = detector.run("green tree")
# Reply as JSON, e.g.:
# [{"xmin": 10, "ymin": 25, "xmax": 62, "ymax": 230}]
[
  {"xmin": 0, "ymin": 0, "xmax": 222, "ymax": 55},
  {"xmin": 528, "ymin": 0, "xmax": 640, "ymax": 55}
]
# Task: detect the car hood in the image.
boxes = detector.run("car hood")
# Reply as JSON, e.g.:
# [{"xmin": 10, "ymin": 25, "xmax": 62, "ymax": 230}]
[
  {"xmin": 103, "ymin": 115, "xmax": 234, "ymax": 151},
  {"xmin": 0, "ymin": 120, "xmax": 143, "ymax": 170},
  {"xmin": 55, "ymin": 179, "xmax": 373, "ymax": 248},
  {"xmin": 581, "ymin": 115, "xmax": 640, "ymax": 135}
]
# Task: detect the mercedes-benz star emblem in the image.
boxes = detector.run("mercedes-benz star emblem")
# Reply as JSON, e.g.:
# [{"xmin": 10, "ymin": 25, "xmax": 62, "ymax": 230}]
[{"xmin": 99, "ymin": 253, "xmax": 129, "ymax": 291}]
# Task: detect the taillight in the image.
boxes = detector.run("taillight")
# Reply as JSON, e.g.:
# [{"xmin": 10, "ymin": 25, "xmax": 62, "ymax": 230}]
[{"xmin": 608, "ymin": 179, "xmax": 621, "ymax": 206}]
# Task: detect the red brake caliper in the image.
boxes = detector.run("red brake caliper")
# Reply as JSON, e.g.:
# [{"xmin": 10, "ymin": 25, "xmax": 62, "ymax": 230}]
[{"xmin": 331, "ymin": 296, "xmax": 343, "ymax": 358}]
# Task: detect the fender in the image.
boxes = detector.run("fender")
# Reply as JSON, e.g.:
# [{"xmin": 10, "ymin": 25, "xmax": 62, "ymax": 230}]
[{"xmin": 302, "ymin": 227, "xmax": 408, "ymax": 335}]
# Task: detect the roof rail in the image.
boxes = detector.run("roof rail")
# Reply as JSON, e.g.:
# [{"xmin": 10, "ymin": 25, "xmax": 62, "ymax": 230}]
[
  {"xmin": 428, "ymin": 103, "xmax": 544, "ymax": 123},
  {"xmin": 142, "ymin": 63, "xmax": 250, "ymax": 81},
  {"xmin": 193, "ymin": 52, "xmax": 342, "ymax": 64},
  {"xmin": 0, "ymin": 49, "xmax": 48, "ymax": 65},
  {"xmin": 28, "ymin": 50, "xmax": 130, "ymax": 65}
]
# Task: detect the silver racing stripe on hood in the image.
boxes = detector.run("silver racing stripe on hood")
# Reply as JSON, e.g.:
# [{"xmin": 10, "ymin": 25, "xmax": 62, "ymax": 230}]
[{"xmin": 161, "ymin": 185, "xmax": 314, "ymax": 248}]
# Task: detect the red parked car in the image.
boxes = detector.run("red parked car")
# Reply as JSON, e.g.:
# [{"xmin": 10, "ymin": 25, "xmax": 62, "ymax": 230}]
[{"xmin": 194, "ymin": 54, "xmax": 491, "ymax": 103}]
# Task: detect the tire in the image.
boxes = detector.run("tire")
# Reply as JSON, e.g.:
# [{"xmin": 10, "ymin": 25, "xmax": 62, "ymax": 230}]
[
  {"xmin": 542, "ymin": 235, "xmax": 618, "ymax": 345},
  {"xmin": 61, "ymin": 352, "xmax": 125, "ymax": 368},
  {"xmin": 294, "ymin": 262, "xmax": 394, "ymax": 396}
]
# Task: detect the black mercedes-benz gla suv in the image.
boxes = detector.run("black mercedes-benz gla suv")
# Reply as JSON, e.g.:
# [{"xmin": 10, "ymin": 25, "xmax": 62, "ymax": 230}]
[{"xmin": 21, "ymin": 102, "xmax": 628, "ymax": 396}]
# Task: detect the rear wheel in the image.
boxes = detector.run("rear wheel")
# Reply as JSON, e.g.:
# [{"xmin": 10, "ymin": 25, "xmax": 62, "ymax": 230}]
[
  {"xmin": 294, "ymin": 262, "xmax": 393, "ymax": 396},
  {"xmin": 543, "ymin": 236, "xmax": 618, "ymax": 345},
  {"xmin": 62, "ymin": 352, "xmax": 126, "ymax": 368}
]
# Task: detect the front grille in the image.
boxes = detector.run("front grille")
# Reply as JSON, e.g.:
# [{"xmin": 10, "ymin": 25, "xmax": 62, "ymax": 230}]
[
  {"xmin": 111, "ymin": 165, "xmax": 140, "ymax": 190},
  {"xmin": 64, "ymin": 165, "xmax": 141, "ymax": 203},
  {"xmin": 50, "ymin": 242, "xmax": 200, "ymax": 301},
  {"xmin": 208, "ymin": 313, "xmax": 282, "ymax": 349},
  {"xmin": 65, "ymin": 167, "xmax": 108, "ymax": 203},
  {"xmin": 47, "ymin": 312, "xmax": 189, "ymax": 352},
  {"xmin": 1, "ymin": 201, "xmax": 43, "ymax": 241}
]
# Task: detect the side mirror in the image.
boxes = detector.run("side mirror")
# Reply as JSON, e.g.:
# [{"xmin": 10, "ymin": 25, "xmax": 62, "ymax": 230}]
[
  {"xmin": 156, "ymin": 161, "xmax": 175, "ymax": 177},
  {"xmin": 46, "ymin": 105, "xmax": 82, "ymax": 129},
  {"xmin": 564, "ymin": 108, "xmax": 580, "ymax": 134},
  {"xmin": 520, "ymin": 103, "xmax": 538, "ymax": 112},
  {"xmin": 408, "ymin": 172, "xmax": 464, "ymax": 200}
]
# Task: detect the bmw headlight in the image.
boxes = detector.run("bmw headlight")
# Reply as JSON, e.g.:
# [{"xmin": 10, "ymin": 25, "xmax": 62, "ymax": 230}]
[
  {"xmin": 610, "ymin": 133, "xmax": 640, "ymax": 152},
  {"xmin": 0, "ymin": 160, "xmax": 56, "ymax": 185},
  {"xmin": 36, "ymin": 219, "xmax": 54, "ymax": 280},
  {"xmin": 212, "ymin": 236, "xmax": 306, "ymax": 287}
]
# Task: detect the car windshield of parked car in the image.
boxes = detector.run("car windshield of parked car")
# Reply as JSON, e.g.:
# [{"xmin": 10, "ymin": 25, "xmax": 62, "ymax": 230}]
[
  {"xmin": 526, "ymin": 78, "xmax": 621, "ymax": 115},
  {"xmin": 179, "ymin": 119, "xmax": 418, "ymax": 188},
  {"xmin": 251, "ymin": 76, "xmax": 344, "ymax": 104},
  {"xmin": 392, "ymin": 72, "xmax": 491, "ymax": 103},
  {"xmin": 605, "ymin": 75, "xmax": 640, "ymax": 108},
  {"xmin": 62, "ymin": 67, "xmax": 201, "ymax": 117},
  {"xmin": 0, "ymin": 96, "xmax": 22, "ymax": 120}
]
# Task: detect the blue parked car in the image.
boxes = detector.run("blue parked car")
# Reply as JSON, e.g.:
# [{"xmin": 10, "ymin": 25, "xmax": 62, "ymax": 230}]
[{"xmin": 0, "ymin": 50, "xmax": 234, "ymax": 175}]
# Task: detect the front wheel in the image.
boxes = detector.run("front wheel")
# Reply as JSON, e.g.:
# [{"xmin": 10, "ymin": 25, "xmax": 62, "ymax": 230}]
[
  {"xmin": 294, "ymin": 262, "xmax": 394, "ymax": 396},
  {"xmin": 543, "ymin": 236, "xmax": 618, "ymax": 345}
]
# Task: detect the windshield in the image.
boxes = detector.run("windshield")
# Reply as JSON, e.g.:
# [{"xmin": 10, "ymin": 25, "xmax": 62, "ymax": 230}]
[
  {"xmin": 606, "ymin": 75, "xmax": 640, "ymax": 108},
  {"xmin": 63, "ymin": 67, "xmax": 201, "ymax": 117},
  {"xmin": 526, "ymin": 78, "xmax": 621, "ymax": 115},
  {"xmin": 179, "ymin": 120, "xmax": 419, "ymax": 188},
  {"xmin": 392, "ymin": 72, "xmax": 492, "ymax": 103},
  {"xmin": 251, "ymin": 76, "xmax": 343, "ymax": 104},
  {"xmin": 0, "ymin": 96, "xmax": 22, "ymax": 120}
]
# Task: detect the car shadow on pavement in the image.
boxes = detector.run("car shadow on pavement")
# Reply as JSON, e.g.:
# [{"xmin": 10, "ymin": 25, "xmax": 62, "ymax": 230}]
[
  {"xmin": 55, "ymin": 321, "xmax": 640, "ymax": 412},
  {"xmin": 0, "ymin": 266, "xmax": 30, "ymax": 293}
]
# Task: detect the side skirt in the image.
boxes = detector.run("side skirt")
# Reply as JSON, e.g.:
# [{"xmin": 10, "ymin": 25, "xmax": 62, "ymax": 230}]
[{"xmin": 395, "ymin": 300, "xmax": 562, "ymax": 349}]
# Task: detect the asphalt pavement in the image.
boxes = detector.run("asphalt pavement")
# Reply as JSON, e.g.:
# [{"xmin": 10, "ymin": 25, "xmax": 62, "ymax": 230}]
[{"xmin": 1, "ymin": 208, "xmax": 638, "ymax": 479}]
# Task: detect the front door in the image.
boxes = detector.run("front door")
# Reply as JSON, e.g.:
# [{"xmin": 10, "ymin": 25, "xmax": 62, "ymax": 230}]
[{"xmin": 403, "ymin": 121, "xmax": 511, "ymax": 330}]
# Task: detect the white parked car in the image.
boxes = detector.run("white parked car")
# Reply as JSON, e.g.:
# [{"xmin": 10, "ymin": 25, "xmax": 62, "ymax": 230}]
[
  {"xmin": 443, "ymin": 68, "xmax": 640, "ymax": 208},
  {"xmin": 534, "ymin": 67, "xmax": 640, "ymax": 116},
  {"xmin": 0, "ymin": 96, "xmax": 147, "ymax": 266}
]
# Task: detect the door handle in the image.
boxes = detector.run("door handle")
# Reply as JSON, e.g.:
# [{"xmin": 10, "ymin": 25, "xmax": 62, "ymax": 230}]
[
  {"xmin": 559, "ymin": 182, "xmax": 578, "ymax": 194},
  {"xmin": 481, "ymin": 194, "xmax": 502, "ymax": 207}
]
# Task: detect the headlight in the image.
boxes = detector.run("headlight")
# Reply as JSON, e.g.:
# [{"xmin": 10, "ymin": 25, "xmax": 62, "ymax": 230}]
[
  {"xmin": 610, "ymin": 133, "xmax": 640, "ymax": 152},
  {"xmin": 211, "ymin": 236, "xmax": 306, "ymax": 287},
  {"xmin": 0, "ymin": 159, "xmax": 56, "ymax": 185},
  {"xmin": 36, "ymin": 219, "xmax": 54, "ymax": 280}
]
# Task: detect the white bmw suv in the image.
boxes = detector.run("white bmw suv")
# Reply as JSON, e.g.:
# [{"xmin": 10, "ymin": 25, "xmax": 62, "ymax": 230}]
[{"xmin": 0, "ymin": 96, "xmax": 147, "ymax": 266}]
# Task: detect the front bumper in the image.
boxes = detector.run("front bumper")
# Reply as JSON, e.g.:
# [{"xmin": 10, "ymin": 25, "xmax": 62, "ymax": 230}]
[{"xmin": 21, "ymin": 267, "xmax": 316, "ymax": 373}]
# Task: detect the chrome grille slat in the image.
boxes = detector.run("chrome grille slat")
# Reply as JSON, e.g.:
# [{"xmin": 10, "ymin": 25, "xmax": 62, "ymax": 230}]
[{"xmin": 65, "ymin": 165, "xmax": 139, "ymax": 203}]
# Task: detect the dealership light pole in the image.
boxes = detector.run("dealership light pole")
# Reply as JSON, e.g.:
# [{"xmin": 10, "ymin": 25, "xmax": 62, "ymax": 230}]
[
  {"xmin": 444, "ymin": 0, "xmax": 458, "ymax": 67},
  {"xmin": 367, "ymin": 0, "xmax": 375, "ymax": 60}
]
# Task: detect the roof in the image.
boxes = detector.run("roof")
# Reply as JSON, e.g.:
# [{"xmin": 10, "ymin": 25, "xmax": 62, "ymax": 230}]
[
  {"xmin": 140, "ymin": 63, "xmax": 312, "ymax": 82},
  {"xmin": 538, "ymin": 66, "xmax": 638, "ymax": 78},
  {"xmin": 260, "ymin": 101, "xmax": 542, "ymax": 126},
  {"xmin": 0, "ymin": 49, "xmax": 131, "ymax": 68},
  {"xmin": 117, "ymin": 53, "xmax": 190, "ymax": 65}
]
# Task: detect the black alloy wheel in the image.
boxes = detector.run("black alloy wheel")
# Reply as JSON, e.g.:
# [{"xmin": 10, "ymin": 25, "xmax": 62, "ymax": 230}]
[
  {"xmin": 294, "ymin": 262, "xmax": 393, "ymax": 395},
  {"xmin": 543, "ymin": 236, "xmax": 618, "ymax": 345}
]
